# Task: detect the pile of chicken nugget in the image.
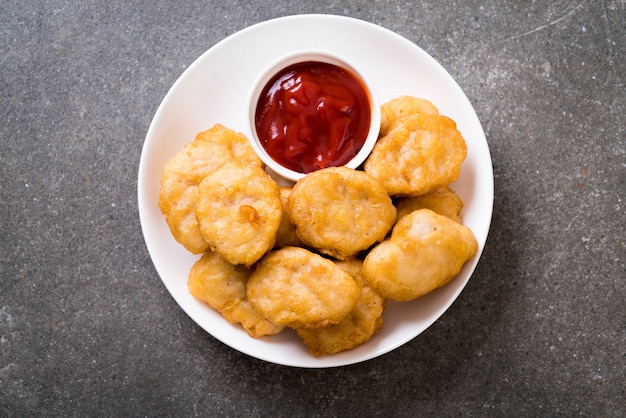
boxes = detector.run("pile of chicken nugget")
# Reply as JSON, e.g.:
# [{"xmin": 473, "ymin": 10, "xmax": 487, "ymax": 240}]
[{"xmin": 158, "ymin": 96, "xmax": 478, "ymax": 356}]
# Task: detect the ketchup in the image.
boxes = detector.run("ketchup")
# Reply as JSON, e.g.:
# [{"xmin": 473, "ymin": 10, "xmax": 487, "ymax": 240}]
[{"xmin": 254, "ymin": 61, "xmax": 372, "ymax": 174}]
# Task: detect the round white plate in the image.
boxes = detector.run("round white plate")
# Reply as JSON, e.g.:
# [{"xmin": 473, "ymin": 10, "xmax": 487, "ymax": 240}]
[{"xmin": 138, "ymin": 14, "xmax": 493, "ymax": 368}]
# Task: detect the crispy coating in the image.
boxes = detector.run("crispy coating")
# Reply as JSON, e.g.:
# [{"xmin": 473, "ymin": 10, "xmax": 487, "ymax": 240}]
[
  {"xmin": 395, "ymin": 187, "xmax": 463, "ymax": 223},
  {"xmin": 247, "ymin": 247, "xmax": 360, "ymax": 329},
  {"xmin": 188, "ymin": 251, "xmax": 284, "ymax": 338},
  {"xmin": 363, "ymin": 209, "xmax": 478, "ymax": 301},
  {"xmin": 158, "ymin": 124, "xmax": 262, "ymax": 254},
  {"xmin": 195, "ymin": 123, "xmax": 263, "ymax": 169},
  {"xmin": 274, "ymin": 187, "xmax": 303, "ymax": 249},
  {"xmin": 296, "ymin": 258, "xmax": 386, "ymax": 356},
  {"xmin": 364, "ymin": 113, "xmax": 468, "ymax": 197},
  {"xmin": 380, "ymin": 95, "xmax": 439, "ymax": 136},
  {"xmin": 196, "ymin": 161, "xmax": 282, "ymax": 267},
  {"xmin": 158, "ymin": 140, "xmax": 230, "ymax": 254},
  {"xmin": 288, "ymin": 167, "xmax": 397, "ymax": 260}
]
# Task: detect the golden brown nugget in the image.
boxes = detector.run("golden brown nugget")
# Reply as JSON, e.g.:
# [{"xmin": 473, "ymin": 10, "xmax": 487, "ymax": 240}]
[
  {"xmin": 364, "ymin": 113, "xmax": 468, "ymax": 197},
  {"xmin": 188, "ymin": 251, "xmax": 284, "ymax": 338},
  {"xmin": 380, "ymin": 95, "xmax": 439, "ymax": 136},
  {"xmin": 363, "ymin": 209, "xmax": 478, "ymax": 301},
  {"xmin": 273, "ymin": 187, "xmax": 303, "ymax": 249},
  {"xmin": 158, "ymin": 136, "xmax": 233, "ymax": 254},
  {"xmin": 195, "ymin": 123, "xmax": 263, "ymax": 168},
  {"xmin": 296, "ymin": 258, "xmax": 386, "ymax": 356},
  {"xmin": 247, "ymin": 247, "xmax": 360, "ymax": 329},
  {"xmin": 395, "ymin": 187, "xmax": 463, "ymax": 223},
  {"xmin": 288, "ymin": 167, "xmax": 397, "ymax": 260},
  {"xmin": 196, "ymin": 161, "xmax": 282, "ymax": 267},
  {"xmin": 158, "ymin": 124, "xmax": 263, "ymax": 254}
]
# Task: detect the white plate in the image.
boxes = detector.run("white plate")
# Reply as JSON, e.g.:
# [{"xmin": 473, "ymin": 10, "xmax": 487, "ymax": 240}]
[{"xmin": 138, "ymin": 14, "xmax": 493, "ymax": 368}]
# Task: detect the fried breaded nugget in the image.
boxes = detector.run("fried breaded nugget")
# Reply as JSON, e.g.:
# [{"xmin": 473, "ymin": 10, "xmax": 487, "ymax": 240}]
[
  {"xmin": 247, "ymin": 247, "xmax": 360, "ymax": 329},
  {"xmin": 395, "ymin": 187, "xmax": 463, "ymax": 223},
  {"xmin": 158, "ymin": 136, "xmax": 232, "ymax": 254},
  {"xmin": 273, "ymin": 186, "xmax": 303, "ymax": 249},
  {"xmin": 364, "ymin": 113, "xmax": 468, "ymax": 197},
  {"xmin": 188, "ymin": 251, "xmax": 284, "ymax": 338},
  {"xmin": 363, "ymin": 209, "xmax": 478, "ymax": 301},
  {"xmin": 380, "ymin": 95, "xmax": 439, "ymax": 136},
  {"xmin": 288, "ymin": 167, "xmax": 397, "ymax": 260},
  {"xmin": 296, "ymin": 258, "xmax": 386, "ymax": 356},
  {"xmin": 158, "ymin": 124, "xmax": 263, "ymax": 254},
  {"xmin": 195, "ymin": 123, "xmax": 263, "ymax": 169},
  {"xmin": 195, "ymin": 161, "xmax": 282, "ymax": 267}
]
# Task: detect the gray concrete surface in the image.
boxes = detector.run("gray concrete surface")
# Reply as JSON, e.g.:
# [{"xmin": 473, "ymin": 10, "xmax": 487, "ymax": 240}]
[{"xmin": 1, "ymin": 1, "xmax": 624, "ymax": 416}]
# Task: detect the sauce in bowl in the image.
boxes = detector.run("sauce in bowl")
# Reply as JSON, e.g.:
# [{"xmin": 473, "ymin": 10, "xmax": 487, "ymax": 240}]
[{"xmin": 254, "ymin": 61, "xmax": 372, "ymax": 174}]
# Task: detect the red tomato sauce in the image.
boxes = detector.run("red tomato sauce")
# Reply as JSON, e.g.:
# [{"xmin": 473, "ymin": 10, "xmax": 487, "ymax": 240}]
[{"xmin": 254, "ymin": 61, "xmax": 372, "ymax": 174}]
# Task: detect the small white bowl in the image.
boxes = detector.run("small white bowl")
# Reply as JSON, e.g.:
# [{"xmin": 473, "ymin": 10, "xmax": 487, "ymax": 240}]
[{"xmin": 247, "ymin": 50, "xmax": 380, "ymax": 183}]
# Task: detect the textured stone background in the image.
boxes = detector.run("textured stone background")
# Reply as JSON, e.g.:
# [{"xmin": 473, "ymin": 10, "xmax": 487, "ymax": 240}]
[{"xmin": 1, "ymin": 1, "xmax": 624, "ymax": 416}]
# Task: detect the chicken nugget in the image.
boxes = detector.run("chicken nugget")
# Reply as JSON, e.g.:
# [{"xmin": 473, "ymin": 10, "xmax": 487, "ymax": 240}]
[
  {"xmin": 273, "ymin": 186, "xmax": 303, "ymax": 249},
  {"xmin": 196, "ymin": 161, "xmax": 282, "ymax": 267},
  {"xmin": 363, "ymin": 209, "xmax": 478, "ymax": 301},
  {"xmin": 158, "ymin": 124, "xmax": 263, "ymax": 254},
  {"xmin": 158, "ymin": 136, "xmax": 233, "ymax": 254},
  {"xmin": 247, "ymin": 247, "xmax": 360, "ymax": 329},
  {"xmin": 296, "ymin": 258, "xmax": 386, "ymax": 356},
  {"xmin": 364, "ymin": 113, "xmax": 468, "ymax": 197},
  {"xmin": 380, "ymin": 95, "xmax": 439, "ymax": 136},
  {"xmin": 395, "ymin": 187, "xmax": 463, "ymax": 223},
  {"xmin": 188, "ymin": 251, "xmax": 284, "ymax": 338},
  {"xmin": 288, "ymin": 167, "xmax": 396, "ymax": 260},
  {"xmin": 195, "ymin": 123, "xmax": 263, "ymax": 168}
]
